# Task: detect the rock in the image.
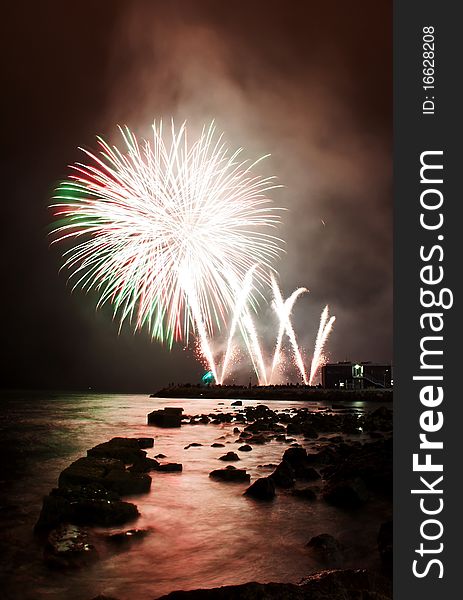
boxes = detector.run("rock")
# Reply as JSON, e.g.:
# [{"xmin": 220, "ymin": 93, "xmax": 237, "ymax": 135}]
[
  {"xmin": 301, "ymin": 423, "xmax": 319, "ymax": 439},
  {"xmin": 247, "ymin": 433, "xmax": 267, "ymax": 445},
  {"xmin": 244, "ymin": 477, "xmax": 276, "ymax": 500},
  {"xmin": 231, "ymin": 400, "xmax": 242, "ymax": 406},
  {"xmin": 59, "ymin": 456, "xmax": 125, "ymax": 489},
  {"xmin": 378, "ymin": 520, "xmax": 393, "ymax": 570},
  {"xmin": 277, "ymin": 448, "xmax": 322, "ymax": 482},
  {"xmin": 209, "ymin": 466, "xmax": 250, "ymax": 483},
  {"xmin": 211, "ymin": 443, "xmax": 225, "ymax": 448},
  {"xmin": 104, "ymin": 469, "xmax": 152, "ymax": 495},
  {"xmin": 199, "ymin": 415, "xmax": 210, "ymax": 424},
  {"xmin": 307, "ymin": 533, "xmax": 345, "ymax": 567},
  {"xmin": 44, "ymin": 524, "xmax": 98, "ymax": 569},
  {"xmin": 147, "ymin": 408, "xmax": 183, "ymax": 428},
  {"xmin": 282, "ymin": 447, "xmax": 308, "ymax": 467},
  {"xmin": 155, "ymin": 453, "xmax": 166, "ymax": 459},
  {"xmin": 323, "ymin": 438, "xmax": 392, "ymax": 498},
  {"xmin": 155, "ymin": 569, "xmax": 392, "ymax": 599},
  {"xmin": 219, "ymin": 452, "xmax": 240, "ymax": 462},
  {"xmin": 341, "ymin": 415, "xmax": 362, "ymax": 435},
  {"xmin": 87, "ymin": 439, "xmax": 147, "ymax": 463},
  {"xmin": 365, "ymin": 406, "xmax": 393, "ymax": 432},
  {"xmin": 306, "ymin": 447, "xmax": 338, "ymax": 465},
  {"xmin": 157, "ymin": 463, "xmax": 183, "ymax": 472},
  {"xmin": 35, "ymin": 487, "xmax": 139, "ymax": 532},
  {"xmin": 128, "ymin": 457, "xmax": 160, "ymax": 473},
  {"xmin": 291, "ymin": 487, "xmax": 317, "ymax": 501},
  {"xmin": 59, "ymin": 456, "xmax": 151, "ymax": 496},
  {"xmin": 135, "ymin": 438, "xmax": 155, "ymax": 448},
  {"xmin": 296, "ymin": 466, "xmax": 321, "ymax": 482},
  {"xmin": 323, "ymin": 477, "xmax": 369, "ymax": 508},
  {"xmin": 286, "ymin": 422, "xmax": 302, "ymax": 435},
  {"xmin": 106, "ymin": 528, "xmax": 149, "ymax": 545},
  {"xmin": 245, "ymin": 404, "xmax": 271, "ymax": 420},
  {"xmin": 233, "ymin": 427, "xmax": 240, "ymax": 434},
  {"xmin": 270, "ymin": 461, "xmax": 295, "ymax": 488},
  {"xmin": 238, "ymin": 444, "xmax": 252, "ymax": 452},
  {"xmin": 184, "ymin": 443, "xmax": 203, "ymax": 449}
]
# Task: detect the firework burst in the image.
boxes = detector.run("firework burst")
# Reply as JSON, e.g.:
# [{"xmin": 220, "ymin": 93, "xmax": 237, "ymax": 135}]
[{"xmin": 51, "ymin": 121, "xmax": 284, "ymax": 373}]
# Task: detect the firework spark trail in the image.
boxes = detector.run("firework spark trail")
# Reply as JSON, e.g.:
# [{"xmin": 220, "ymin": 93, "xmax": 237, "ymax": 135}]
[
  {"xmin": 219, "ymin": 266, "xmax": 258, "ymax": 384},
  {"xmin": 240, "ymin": 306, "xmax": 269, "ymax": 385},
  {"xmin": 309, "ymin": 305, "xmax": 336, "ymax": 385},
  {"xmin": 50, "ymin": 121, "xmax": 284, "ymax": 374},
  {"xmin": 270, "ymin": 276, "xmax": 308, "ymax": 384}
]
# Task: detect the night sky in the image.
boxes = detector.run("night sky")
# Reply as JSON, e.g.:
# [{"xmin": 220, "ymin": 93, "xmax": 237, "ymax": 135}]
[{"xmin": 2, "ymin": 0, "xmax": 391, "ymax": 392}]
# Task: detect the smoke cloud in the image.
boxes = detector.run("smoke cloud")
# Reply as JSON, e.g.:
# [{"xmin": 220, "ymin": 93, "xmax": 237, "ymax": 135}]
[{"xmin": 3, "ymin": 0, "xmax": 391, "ymax": 391}]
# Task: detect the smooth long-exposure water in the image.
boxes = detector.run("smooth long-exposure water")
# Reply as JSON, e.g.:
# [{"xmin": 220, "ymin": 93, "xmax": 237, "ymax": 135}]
[{"xmin": 0, "ymin": 391, "xmax": 391, "ymax": 600}]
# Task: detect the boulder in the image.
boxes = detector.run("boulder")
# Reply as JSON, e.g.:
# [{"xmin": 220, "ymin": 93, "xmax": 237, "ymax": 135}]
[
  {"xmin": 128, "ymin": 457, "xmax": 160, "ymax": 473},
  {"xmin": 104, "ymin": 469, "xmax": 152, "ymax": 495},
  {"xmin": 365, "ymin": 406, "xmax": 393, "ymax": 432},
  {"xmin": 135, "ymin": 438, "xmax": 154, "ymax": 449},
  {"xmin": 211, "ymin": 443, "xmax": 225, "ymax": 448},
  {"xmin": 87, "ymin": 439, "xmax": 147, "ymax": 463},
  {"xmin": 296, "ymin": 466, "xmax": 321, "ymax": 482},
  {"xmin": 282, "ymin": 447, "xmax": 308, "ymax": 467},
  {"xmin": 148, "ymin": 407, "xmax": 183, "ymax": 428},
  {"xmin": 35, "ymin": 487, "xmax": 139, "ymax": 532},
  {"xmin": 59, "ymin": 456, "xmax": 152, "ymax": 496},
  {"xmin": 323, "ymin": 477, "xmax": 369, "ymax": 508},
  {"xmin": 307, "ymin": 533, "xmax": 344, "ymax": 567},
  {"xmin": 247, "ymin": 434, "xmax": 267, "ymax": 445},
  {"xmin": 44, "ymin": 524, "xmax": 98, "ymax": 569},
  {"xmin": 238, "ymin": 444, "xmax": 252, "ymax": 452},
  {"xmin": 59, "ymin": 457, "xmax": 124, "ymax": 489},
  {"xmin": 270, "ymin": 461, "xmax": 295, "ymax": 488},
  {"xmin": 155, "ymin": 569, "xmax": 392, "ymax": 599},
  {"xmin": 184, "ymin": 443, "xmax": 203, "ymax": 449},
  {"xmin": 323, "ymin": 438, "xmax": 393, "ymax": 499},
  {"xmin": 231, "ymin": 400, "xmax": 242, "ymax": 406},
  {"xmin": 209, "ymin": 466, "xmax": 250, "ymax": 483},
  {"xmin": 244, "ymin": 477, "xmax": 276, "ymax": 500},
  {"xmin": 301, "ymin": 423, "xmax": 319, "ymax": 439},
  {"xmin": 106, "ymin": 528, "xmax": 149, "ymax": 546},
  {"xmin": 219, "ymin": 452, "xmax": 240, "ymax": 462},
  {"xmin": 306, "ymin": 447, "xmax": 338, "ymax": 466},
  {"xmin": 157, "ymin": 463, "xmax": 183, "ymax": 472}
]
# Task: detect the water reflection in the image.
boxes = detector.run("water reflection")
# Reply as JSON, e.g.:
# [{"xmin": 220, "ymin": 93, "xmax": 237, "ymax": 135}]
[{"xmin": 0, "ymin": 392, "xmax": 390, "ymax": 599}]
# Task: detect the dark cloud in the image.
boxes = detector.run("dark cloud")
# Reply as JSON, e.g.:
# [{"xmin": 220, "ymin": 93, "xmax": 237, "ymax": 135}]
[{"xmin": 1, "ymin": 0, "xmax": 391, "ymax": 391}]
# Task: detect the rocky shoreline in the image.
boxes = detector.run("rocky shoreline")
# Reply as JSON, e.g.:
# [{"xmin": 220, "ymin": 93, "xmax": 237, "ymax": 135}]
[{"xmin": 35, "ymin": 400, "xmax": 392, "ymax": 598}]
